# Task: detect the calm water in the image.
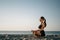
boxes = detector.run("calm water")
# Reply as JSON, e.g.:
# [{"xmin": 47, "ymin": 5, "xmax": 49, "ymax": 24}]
[{"xmin": 0, "ymin": 31, "xmax": 60, "ymax": 35}]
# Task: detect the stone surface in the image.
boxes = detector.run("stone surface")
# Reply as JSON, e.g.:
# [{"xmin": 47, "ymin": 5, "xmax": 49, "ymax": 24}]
[{"xmin": 0, "ymin": 34, "xmax": 60, "ymax": 40}]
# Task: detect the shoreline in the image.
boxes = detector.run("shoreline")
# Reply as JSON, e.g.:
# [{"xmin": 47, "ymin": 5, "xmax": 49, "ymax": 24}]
[{"xmin": 0, "ymin": 34, "xmax": 60, "ymax": 40}]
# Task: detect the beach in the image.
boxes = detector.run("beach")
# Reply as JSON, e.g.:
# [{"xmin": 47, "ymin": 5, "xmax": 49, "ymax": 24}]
[
  {"xmin": 0, "ymin": 34, "xmax": 60, "ymax": 40},
  {"xmin": 0, "ymin": 31, "xmax": 60, "ymax": 40}
]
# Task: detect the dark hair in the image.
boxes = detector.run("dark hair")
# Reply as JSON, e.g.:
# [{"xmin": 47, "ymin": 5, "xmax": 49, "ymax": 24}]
[{"xmin": 41, "ymin": 16, "xmax": 47, "ymax": 27}]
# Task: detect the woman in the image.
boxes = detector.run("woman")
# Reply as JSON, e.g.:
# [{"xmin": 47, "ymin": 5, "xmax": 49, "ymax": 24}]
[{"xmin": 32, "ymin": 16, "xmax": 47, "ymax": 37}]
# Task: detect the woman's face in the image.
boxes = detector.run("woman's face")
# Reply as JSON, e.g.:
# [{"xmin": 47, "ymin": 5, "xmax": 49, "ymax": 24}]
[{"xmin": 40, "ymin": 18, "xmax": 43, "ymax": 23}]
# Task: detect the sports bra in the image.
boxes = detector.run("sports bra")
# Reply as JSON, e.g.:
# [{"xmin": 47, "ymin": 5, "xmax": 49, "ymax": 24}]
[
  {"xmin": 38, "ymin": 25, "xmax": 42, "ymax": 29},
  {"xmin": 38, "ymin": 22, "xmax": 46, "ymax": 29}
]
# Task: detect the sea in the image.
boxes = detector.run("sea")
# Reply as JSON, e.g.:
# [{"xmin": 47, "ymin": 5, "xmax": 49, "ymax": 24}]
[{"xmin": 0, "ymin": 31, "xmax": 60, "ymax": 35}]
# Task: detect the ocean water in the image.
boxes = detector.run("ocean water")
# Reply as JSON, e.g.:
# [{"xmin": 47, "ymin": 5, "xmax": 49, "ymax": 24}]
[
  {"xmin": 45, "ymin": 31, "xmax": 60, "ymax": 35},
  {"xmin": 0, "ymin": 31, "xmax": 60, "ymax": 35}
]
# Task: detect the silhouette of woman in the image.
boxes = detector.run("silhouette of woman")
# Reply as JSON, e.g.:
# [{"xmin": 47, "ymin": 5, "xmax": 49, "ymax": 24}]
[{"xmin": 32, "ymin": 16, "xmax": 47, "ymax": 37}]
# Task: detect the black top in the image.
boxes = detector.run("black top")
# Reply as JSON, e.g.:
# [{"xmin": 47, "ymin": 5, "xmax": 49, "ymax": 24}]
[
  {"xmin": 38, "ymin": 25, "xmax": 42, "ymax": 29},
  {"xmin": 38, "ymin": 22, "xmax": 46, "ymax": 29}
]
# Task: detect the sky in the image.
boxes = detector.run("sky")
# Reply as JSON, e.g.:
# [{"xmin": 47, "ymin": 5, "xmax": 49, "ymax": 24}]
[{"xmin": 0, "ymin": 0, "xmax": 60, "ymax": 31}]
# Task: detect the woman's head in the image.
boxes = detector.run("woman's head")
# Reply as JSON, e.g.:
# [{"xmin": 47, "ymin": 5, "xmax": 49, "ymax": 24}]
[
  {"xmin": 40, "ymin": 16, "xmax": 46, "ymax": 23},
  {"xmin": 40, "ymin": 16, "xmax": 47, "ymax": 27}
]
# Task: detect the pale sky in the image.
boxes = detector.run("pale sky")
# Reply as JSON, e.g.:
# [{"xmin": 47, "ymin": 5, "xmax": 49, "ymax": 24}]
[{"xmin": 0, "ymin": 0, "xmax": 60, "ymax": 31}]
